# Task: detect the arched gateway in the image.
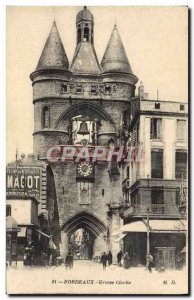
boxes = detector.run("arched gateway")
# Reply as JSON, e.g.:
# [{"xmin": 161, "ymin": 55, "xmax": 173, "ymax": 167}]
[{"xmin": 60, "ymin": 212, "xmax": 108, "ymax": 260}]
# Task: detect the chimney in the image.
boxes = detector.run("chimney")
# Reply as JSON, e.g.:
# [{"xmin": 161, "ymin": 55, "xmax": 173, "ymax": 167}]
[{"xmin": 138, "ymin": 81, "xmax": 144, "ymax": 98}]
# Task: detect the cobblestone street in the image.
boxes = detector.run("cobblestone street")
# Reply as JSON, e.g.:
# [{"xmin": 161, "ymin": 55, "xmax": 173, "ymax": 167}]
[{"xmin": 7, "ymin": 260, "xmax": 188, "ymax": 295}]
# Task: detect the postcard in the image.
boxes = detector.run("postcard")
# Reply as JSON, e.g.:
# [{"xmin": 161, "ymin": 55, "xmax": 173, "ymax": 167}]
[{"xmin": 6, "ymin": 6, "xmax": 189, "ymax": 295}]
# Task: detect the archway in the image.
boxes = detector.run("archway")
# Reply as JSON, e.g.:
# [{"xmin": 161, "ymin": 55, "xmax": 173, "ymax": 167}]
[
  {"xmin": 69, "ymin": 228, "xmax": 95, "ymax": 260},
  {"xmin": 60, "ymin": 211, "xmax": 108, "ymax": 260},
  {"xmin": 55, "ymin": 102, "xmax": 115, "ymax": 128}
]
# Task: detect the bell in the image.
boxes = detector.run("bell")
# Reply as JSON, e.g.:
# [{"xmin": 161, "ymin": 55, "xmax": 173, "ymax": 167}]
[{"xmin": 77, "ymin": 121, "xmax": 90, "ymax": 135}]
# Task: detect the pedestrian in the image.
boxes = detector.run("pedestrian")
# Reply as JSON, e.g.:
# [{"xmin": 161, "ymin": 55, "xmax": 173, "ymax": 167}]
[
  {"xmin": 101, "ymin": 252, "xmax": 108, "ymax": 270},
  {"xmin": 147, "ymin": 254, "xmax": 153, "ymax": 273},
  {"xmin": 117, "ymin": 250, "xmax": 123, "ymax": 266},
  {"xmin": 123, "ymin": 251, "xmax": 130, "ymax": 269},
  {"xmin": 49, "ymin": 253, "xmax": 53, "ymax": 267},
  {"xmin": 107, "ymin": 251, "xmax": 113, "ymax": 265},
  {"xmin": 176, "ymin": 252, "xmax": 182, "ymax": 270},
  {"xmin": 65, "ymin": 252, "xmax": 73, "ymax": 270}
]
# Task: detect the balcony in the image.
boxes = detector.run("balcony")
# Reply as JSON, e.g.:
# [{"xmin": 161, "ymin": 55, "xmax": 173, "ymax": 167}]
[{"xmin": 122, "ymin": 204, "xmax": 184, "ymax": 218}]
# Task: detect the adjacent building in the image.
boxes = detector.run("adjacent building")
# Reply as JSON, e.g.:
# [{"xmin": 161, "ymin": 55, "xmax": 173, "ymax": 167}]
[{"xmin": 121, "ymin": 84, "xmax": 188, "ymax": 269}]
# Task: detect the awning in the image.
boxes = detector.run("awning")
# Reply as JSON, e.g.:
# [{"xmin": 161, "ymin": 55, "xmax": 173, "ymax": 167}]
[
  {"xmin": 120, "ymin": 220, "xmax": 187, "ymax": 234},
  {"xmin": 120, "ymin": 221, "xmax": 146, "ymax": 233},
  {"xmin": 149, "ymin": 220, "xmax": 187, "ymax": 233}
]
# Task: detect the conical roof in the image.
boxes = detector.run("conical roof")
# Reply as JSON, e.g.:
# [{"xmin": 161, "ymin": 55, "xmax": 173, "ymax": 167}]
[
  {"xmin": 36, "ymin": 21, "xmax": 69, "ymax": 71},
  {"xmin": 101, "ymin": 25, "xmax": 133, "ymax": 74},
  {"xmin": 71, "ymin": 42, "xmax": 101, "ymax": 75}
]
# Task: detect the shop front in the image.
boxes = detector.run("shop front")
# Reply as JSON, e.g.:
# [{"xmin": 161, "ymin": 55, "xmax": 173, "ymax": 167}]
[
  {"xmin": 6, "ymin": 197, "xmax": 40, "ymax": 264},
  {"xmin": 117, "ymin": 220, "xmax": 187, "ymax": 270}
]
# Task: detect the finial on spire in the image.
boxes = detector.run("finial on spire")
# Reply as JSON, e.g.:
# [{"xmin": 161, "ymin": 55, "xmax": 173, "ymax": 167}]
[
  {"xmin": 114, "ymin": 13, "xmax": 117, "ymax": 27},
  {"xmin": 53, "ymin": 7, "xmax": 56, "ymax": 22}
]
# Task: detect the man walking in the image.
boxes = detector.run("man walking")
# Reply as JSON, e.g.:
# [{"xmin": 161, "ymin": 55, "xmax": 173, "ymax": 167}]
[
  {"xmin": 117, "ymin": 250, "xmax": 123, "ymax": 266},
  {"xmin": 101, "ymin": 252, "xmax": 108, "ymax": 270},
  {"xmin": 107, "ymin": 251, "xmax": 113, "ymax": 265}
]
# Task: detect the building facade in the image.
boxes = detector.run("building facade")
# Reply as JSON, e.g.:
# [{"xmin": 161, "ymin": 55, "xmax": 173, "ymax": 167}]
[{"xmin": 121, "ymin": 84, "xmax": 187, "ymax": 269}]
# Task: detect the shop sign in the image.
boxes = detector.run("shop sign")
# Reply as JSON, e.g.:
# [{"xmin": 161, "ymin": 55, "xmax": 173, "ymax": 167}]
[{"xmin": 6, "ymin": 167, "xmax": 41, "ymax": 198}]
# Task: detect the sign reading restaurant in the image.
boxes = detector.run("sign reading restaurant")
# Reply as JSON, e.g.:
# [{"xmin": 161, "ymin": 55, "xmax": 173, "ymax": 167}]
[{"xmin": 6, "ymin": 167, "xmax": 41, "ymax": 198}]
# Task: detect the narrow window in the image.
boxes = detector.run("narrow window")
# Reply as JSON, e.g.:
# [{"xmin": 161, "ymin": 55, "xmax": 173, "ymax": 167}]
[
  {"xmin": 84, "ymin": 27, "xmax": 89, "ymax": 42},
  {"xmin": 105, "ymin": 85, "xmax": 111, "ymax": 94},
  {"xmin": 61, "ymin": 84, "xmax": 67, "ymax": 93},
  {"xmin": 43, "ymin": 107, "xmax": 49, "ymax": 128},
  {"xmin": 155, "ymin": 103, "xmax": 160, "ymax": 109},
  {"xmin": 150, "ymin": 118, "xmax": 162, "ymax": 139},
  {"xmin": 77, "ymin": 28, "xmax": 81, "ymax": 43},
  {"xmin": 126, "ymin": 166, "xmax": 130, "ymax": 179},
  {"xmin": 151, "ymin": 188, "xmax": 164, "ymax": 214},
  {"xmin": 151, "ymin": 149, "xmax": 163, "ymax": 178},
  {"xmin": 175, "ymin": 151, "xmax": 187, "ymax": 179},
  {"xmin": 180, "ymin": 104, "xmax": 185, "ymax": 111},
  {"xmin": 102, "ymin": 189, "xmax": 105, "ymax": 196},
  {"xmin": 177, "ymin": 120, "xmax": 186, "ymax": 141},
  {"xmin": 6, "ymin": 205, "xmax": 11, "ymax": 217}
]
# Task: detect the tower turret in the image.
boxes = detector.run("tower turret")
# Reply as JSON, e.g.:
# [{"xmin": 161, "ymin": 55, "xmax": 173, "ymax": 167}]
[
  {"xmin": 71, "ymin": 6, "xmax": 100, "ymax": 75},
  {"xmin": 76, "ymin": 6, "xmax": 94, "ymax": 44},
  {"xmin": 101, "ymin": 24, "xmax": 132, "ymax": 74},
  {"xmin": 35, "ymin": 21, "xmax": 69, "ymax": 71},
  {"xmin": 101, "ymin": 24, "xmax": 138, "ymax": 95},
  {"xmin": 30, "ymin": 21, "xmax": 71, "ymax": 157}
]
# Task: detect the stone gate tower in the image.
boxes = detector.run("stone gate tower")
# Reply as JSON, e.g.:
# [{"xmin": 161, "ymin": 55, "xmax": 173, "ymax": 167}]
[{"xmin": 30, "ymin": 7, "xmax": 138, "ymax": 260}]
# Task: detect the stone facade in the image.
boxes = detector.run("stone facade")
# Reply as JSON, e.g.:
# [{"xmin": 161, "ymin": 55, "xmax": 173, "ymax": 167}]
[{"xmin": 30, "ymin": 6, "xmax": 138, "ymax": 261}]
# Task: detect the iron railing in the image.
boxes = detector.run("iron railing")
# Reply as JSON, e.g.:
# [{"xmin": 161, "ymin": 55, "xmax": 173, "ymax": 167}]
[{"xmin": 130, "ymin": 204, "xmax": 181, "ymax": 216}]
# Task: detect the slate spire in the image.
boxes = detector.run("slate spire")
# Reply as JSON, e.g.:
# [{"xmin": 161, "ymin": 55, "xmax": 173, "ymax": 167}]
[
  {"xmin": 36, "ymin": 21, "xmax": 69, "ymax": 71},
  {"xmin": 101, "ymin": 24, "xmax": 133, "ymax": 74}
]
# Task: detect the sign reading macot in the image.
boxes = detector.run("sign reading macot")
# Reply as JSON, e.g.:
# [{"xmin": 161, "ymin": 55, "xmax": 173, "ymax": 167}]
[{"xmin": 6, "ymin": 167, "xmax": 41, "ymax": 198}]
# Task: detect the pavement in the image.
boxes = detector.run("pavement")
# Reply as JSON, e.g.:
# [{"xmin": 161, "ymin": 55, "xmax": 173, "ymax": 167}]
[{"xmin": 6, "ymin": 260, "xmax": 188, "ymax": 295}]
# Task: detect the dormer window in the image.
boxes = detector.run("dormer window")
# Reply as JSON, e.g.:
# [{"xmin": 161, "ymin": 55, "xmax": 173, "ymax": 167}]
[{"xmin": 105, "ymin": 85, "xmax": 111, "ymax": 94}]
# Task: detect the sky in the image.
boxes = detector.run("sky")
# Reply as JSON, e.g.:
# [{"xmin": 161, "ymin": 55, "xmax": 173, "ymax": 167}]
[{"xmin": 6, "ymin": 6, "xmax": 188, "ymax": 162}]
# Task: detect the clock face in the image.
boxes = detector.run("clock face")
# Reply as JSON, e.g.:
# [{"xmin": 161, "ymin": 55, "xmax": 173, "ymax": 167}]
[{"xmin": 77, "ymin": 162, "xmax": 93, "ymax": 177}]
